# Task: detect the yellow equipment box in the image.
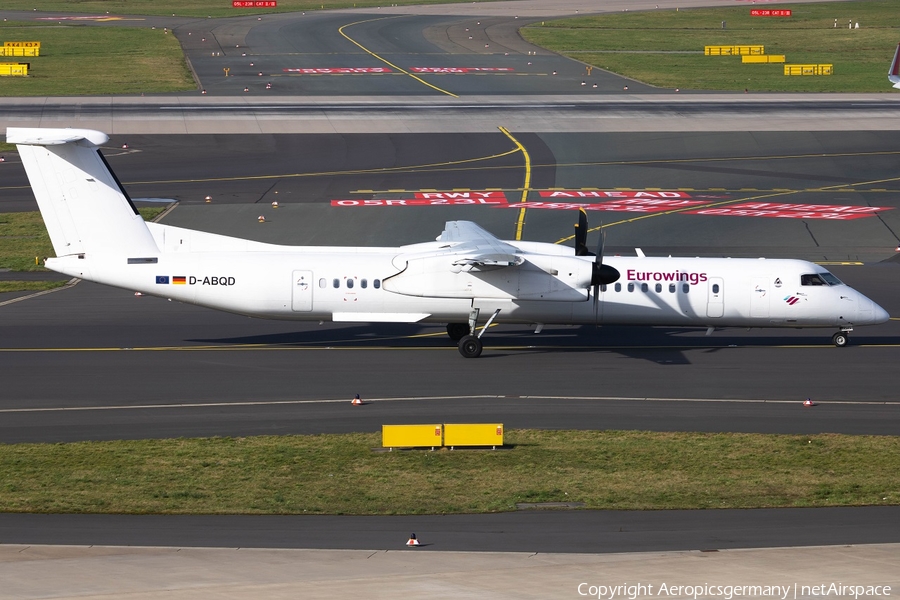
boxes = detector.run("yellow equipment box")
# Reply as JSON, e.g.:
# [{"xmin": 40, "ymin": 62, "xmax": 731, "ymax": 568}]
[
  {"xmin": 382, "ymin": 424, "xmax": 443, "ymax": 449},
  {"xmin": 0, "ymin": 63, "xmax": 28, "ymax": 76},
  {"xmin": 742, "ymin": 55, "xmax": 785, "ymax": 63},
  {"xmin": 784, "ymin": 64, "xmax": 833, "ymax": 76},
  {"xmin": 444, "ymin": 423, "xmax": 504, "ymax": 448},
  {"xmin": 705, "ymin": 45, "xmax": 764, "ymax": 56}
]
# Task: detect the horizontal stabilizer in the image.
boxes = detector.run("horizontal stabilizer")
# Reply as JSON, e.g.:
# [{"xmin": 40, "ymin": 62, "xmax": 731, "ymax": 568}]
[{"xmin": 6, "ymin": 128, "xmax": 109, "ymax": 146}]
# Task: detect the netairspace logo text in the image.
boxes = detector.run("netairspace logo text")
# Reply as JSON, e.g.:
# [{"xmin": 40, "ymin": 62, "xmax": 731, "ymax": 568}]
[{"xmin": 576, "ymin": 583, "xmax": 892, "ymax": 600}]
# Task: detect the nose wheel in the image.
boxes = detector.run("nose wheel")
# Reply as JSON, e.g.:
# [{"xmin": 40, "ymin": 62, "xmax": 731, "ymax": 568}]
[{"xmin": 832, "ymin": 331, "xmax": 850, "ymax": 347}]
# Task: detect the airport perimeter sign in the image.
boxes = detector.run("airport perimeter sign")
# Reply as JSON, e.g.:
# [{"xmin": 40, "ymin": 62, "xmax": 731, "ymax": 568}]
[{"xmin": 751, "ymin": 9, "xmax": 791, "ymax": 16}]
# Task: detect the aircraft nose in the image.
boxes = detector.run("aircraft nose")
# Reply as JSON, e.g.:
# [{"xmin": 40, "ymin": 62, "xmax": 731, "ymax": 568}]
[
  {"xmin": 856, "ymin": 293, "xmax": 890, "ymax": 325},
  {"xmin": 872, "ymin": 302, "xmax": 891, "ymax": 324}
]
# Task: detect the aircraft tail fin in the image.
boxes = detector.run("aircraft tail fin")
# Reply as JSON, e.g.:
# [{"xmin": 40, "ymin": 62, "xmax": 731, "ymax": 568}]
[
  {"xmin": 890, "ymin": 42, "xmax": 900, "ymax": 89},
  {"xmin": 7, "ymin": 127, "xmax": 159, "ymax": 258}
]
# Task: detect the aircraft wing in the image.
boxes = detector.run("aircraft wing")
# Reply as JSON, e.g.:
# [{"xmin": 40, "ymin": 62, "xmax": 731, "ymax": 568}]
[{"xmin": 437, "ymin": 221, "xmax": 522, "ymax": 268}]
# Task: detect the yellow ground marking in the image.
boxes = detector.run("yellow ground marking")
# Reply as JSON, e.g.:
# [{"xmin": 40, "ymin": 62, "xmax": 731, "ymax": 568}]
[
  {"xmin": 498, "ymin": 127, "xmax": 531, "ymax": 241},
  {"xmin": 338, "ymin": 16, "xmax": 458, "ymax": 98}
]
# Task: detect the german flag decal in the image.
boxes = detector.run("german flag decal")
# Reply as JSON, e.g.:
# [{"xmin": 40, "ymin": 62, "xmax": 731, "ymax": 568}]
[{"xmin": 173, "ymin": 276, "xmax": 186, "ymax": 285}]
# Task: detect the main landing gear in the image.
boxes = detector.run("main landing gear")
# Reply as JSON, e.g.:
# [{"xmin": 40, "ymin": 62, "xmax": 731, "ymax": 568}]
[
  {"xmin": 832, "ymin": 328, "xmax": 852, "ymax": 348},
  {"xmin": 450, "ymin": 308, "xmax": 501, "ymax": 358}
]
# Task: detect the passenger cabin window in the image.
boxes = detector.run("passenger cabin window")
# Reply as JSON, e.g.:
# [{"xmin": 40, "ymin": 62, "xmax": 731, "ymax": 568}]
[
  {"xmin": 346, "ymin": 279, "xmax": 354, "ymax": 289},
  {"xmin": 655, "ymin": 283, "xmax": 662, "ymax": 293},
  {"xmin": 374, "ymin": 279, "xmax": 381, "ymax": 289},
  {"xmin": 669, "ymin": 283, "xmax": 676, "ymax": 293},
  {"xmin": 318, "ymin": 278, "xmax": 326, "ymax": 288},
  {"xmin": 627, "ymin": 283, "xmax": 635, "ymax": 292},
  {"xmin": 615, "ymin": 283, "xmax": 622, "ymax": 292},
  {"xmin": 333, "ymin": 279, "xmax": 340, "ymax": 288},
  {"xmin": 682, "ymin": 283, "xmax": 690, "ymax": 294},
  {"xmin": 361, "ymin": 279, "xmax": 368, "ymax": 289},
  {"xmin": 641, "ymin": 283, "xmax": 648, "ymax": 293},
  {"xmin": 712, "ymin": 284, "xmax": 720, "ymax": 294},
  {"xmin": 801, "ymin": 274, "xmax": 827, "ymax": 286},
  {"xmin": 600, "ymin": 284, "xmax": 607, "ymax": 292}
]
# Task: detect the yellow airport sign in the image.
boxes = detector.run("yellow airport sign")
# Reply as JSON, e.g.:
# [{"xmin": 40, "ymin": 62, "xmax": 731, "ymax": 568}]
[
  {"xmin": 3, "ymin": 41, "xmax": 40, "ymax": 48},
  {"xmin": 784, "ymin": 64, "xmax": 833, "ymax": 76},
  {"xmin": 705, "ymin": 45, "xmax": 764, "ymax": 56},
  {"xmin": 742, "ymin": 55, "xmax": 785, "ymax": 64},
  {"xmin": 444, "ymin": 423, "xmax": 504, "ymax": 449},
  {"xmin": 382, "ymin": 424, "xmax": 443, "ymax": 449},
  {"xmin": 0, "ymin": 47, "xmax": 39, "ymax": 57},
  {"xmin": 0, "ymin": 63, "xmax": 28, "ymax": 76}
]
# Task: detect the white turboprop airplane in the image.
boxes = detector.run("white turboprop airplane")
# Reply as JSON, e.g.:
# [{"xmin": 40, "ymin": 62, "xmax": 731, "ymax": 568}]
[
  {"xmin": 891, "ymin": 42, "xmax": 900, "ymax": 89},
  {"xmin": 8, "ymin": 127, "xmax": 890, "ymax": 357}
]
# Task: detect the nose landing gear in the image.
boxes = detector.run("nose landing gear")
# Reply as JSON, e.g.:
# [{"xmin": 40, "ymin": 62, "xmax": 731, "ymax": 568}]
[{"xmin": 832, "ymin": 328, "xmax": 852, "ymax": 347}]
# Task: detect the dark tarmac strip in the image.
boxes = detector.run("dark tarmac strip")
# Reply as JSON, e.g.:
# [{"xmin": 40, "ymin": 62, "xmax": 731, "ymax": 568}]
[
  {"xmin": 1, "ymin": 395, "xmax": 899, "ymax": 444},
  {"xmin": 1, "ymin": 507, "xmax": 898, "ymax": 553}
]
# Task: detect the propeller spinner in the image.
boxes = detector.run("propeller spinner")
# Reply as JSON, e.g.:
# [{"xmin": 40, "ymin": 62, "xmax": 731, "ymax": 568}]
[{"xmin": 574, "ymin": 208, "xmax": 620, "ymax": 286}]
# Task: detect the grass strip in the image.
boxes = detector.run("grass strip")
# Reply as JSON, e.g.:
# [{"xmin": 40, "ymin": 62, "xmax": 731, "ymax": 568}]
[
  {"xmin": 0, "ymin": 430, "xmax": 897, "ymax": 514},
  {"xmin": 0, "ymin": 280, "xmax": 68, "ymax": 293},
  {"xmin": 521, "ymin": 0, "xmax": 900, "ymax": 92},
  {"xmin": 0, "ymin": 24, "xmax": 194, "ymax": 96},
  {"xmin": 0, "ymin": 208, "xmax": 164, "ymax": 276},
  {"xmin": 0, "ymin": 1, "xmax": 500, "ymax": 18}
]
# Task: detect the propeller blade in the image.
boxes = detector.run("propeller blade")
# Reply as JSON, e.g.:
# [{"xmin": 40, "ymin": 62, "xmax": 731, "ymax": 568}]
[
  {"xmin": 574, "ymin": 208, "xmax": 594, "ymax": 256},
  {"xmin": 592, "ymin": 219, "xmax": 619, "ymax": 285}
]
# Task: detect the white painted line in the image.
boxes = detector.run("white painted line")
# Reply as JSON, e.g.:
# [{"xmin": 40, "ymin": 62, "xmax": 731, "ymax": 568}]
[{"xmin": 2, "ymin": 395, "xmax": 897, "ymax": 414}]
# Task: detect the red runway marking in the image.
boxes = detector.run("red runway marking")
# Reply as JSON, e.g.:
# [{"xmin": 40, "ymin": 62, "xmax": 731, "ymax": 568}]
[
  {"xmin": 410, "ymin": 67, "xmax": 515, "ymax": 73},
  {"xmin": 685, "ymin": 202, "xmax": 893, "ymax": 221},
  {"xmin": 283, "ymin": 67, "xmax": 391, "ymax": 74}
]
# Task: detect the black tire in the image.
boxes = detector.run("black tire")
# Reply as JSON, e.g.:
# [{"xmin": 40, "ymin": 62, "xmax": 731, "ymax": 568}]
[
  {"xmin": 458, "ymin": 334, "xmax": 483, "ymax": 358},
  {"xmin": 833, "ymin": 332, "xmax": 848, "ymax": 347},
  {"xmin": 447, "ymin": 323, "xmax": 469, "ymax": 341}
]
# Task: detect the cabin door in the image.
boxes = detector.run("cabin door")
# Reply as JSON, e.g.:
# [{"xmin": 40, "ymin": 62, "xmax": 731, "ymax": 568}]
[
  {"xmin": 292, "ymin": 270, "xmax": 313, "ymax": 312},
  {"xmin": 750, "ymin": 277, "xmax": 770, "ymax": 318}
]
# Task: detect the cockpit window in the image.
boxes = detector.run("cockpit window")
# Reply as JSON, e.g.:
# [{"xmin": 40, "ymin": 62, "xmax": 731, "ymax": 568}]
[
  {"xmin": 801, "ymin": 273, "xmax": 827, "ymax": 286},
  {"xmin": 819, "ymin": 272, "xmax": 843, "ymax": 286},
  {"xmin": 801, "ymin": 272, "xmax": 843, "ymax": 286}
]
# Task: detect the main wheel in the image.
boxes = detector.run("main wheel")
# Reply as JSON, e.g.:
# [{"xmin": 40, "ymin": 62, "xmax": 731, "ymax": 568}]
[
  {"xmin": 458, "ymin": 334, "xmax": 483, "ymax": 358},
  {"xmin": 832, "ymin": 332, "xmax": 848, "ymax": 347},
  {"xmin": 447, "ymin": 323, "xmax": 469, "ymax": 341}
]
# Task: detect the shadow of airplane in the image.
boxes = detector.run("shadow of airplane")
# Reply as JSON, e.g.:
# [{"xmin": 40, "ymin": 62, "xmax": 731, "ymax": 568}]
[{"xmin": 187, "ymin": 322, "xmax": 900, "ymax": 365}]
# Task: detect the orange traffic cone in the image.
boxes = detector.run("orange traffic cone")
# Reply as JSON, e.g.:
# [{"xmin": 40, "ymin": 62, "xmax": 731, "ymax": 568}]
[
  {"xmin": 406, "ymin": 533, "xmax": 420, "ymax": 546},
  {"xmin": 803, "ymin": 398, "xmax": 816, "ymax": 407},
  {"xmin": 351, "ymin": 394, "xmax": 363, "ymax": 406}
]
